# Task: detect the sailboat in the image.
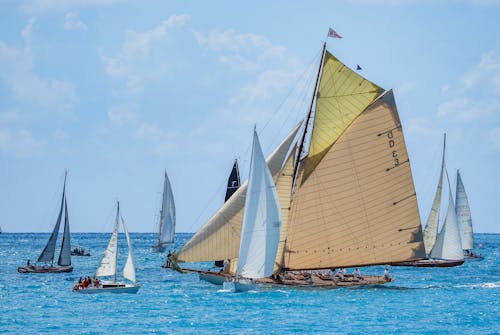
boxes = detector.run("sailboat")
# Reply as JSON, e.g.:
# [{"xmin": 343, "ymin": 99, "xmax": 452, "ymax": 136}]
[
  {"xmin": 223, "ymin": 129, "xmax": 282, "ymax": 292},
  {"xmin": 152, "ymin": 170, "xmax": 175, "ymax": 252},
  {"xmin": 172, "ymin": 37, "xmax": 426, "ymax": 287},
  {"xmin": 18, "ymin": 172, "xmax": 73, "ymax": 273},
  {"xmin": 393, "ymin": 135, "xmax": 464, "ymax": 267},
  {"xmin": 456, "ymin": 170, "xmax": 483, "ymax": 260},
  {"xmin": 73, "ymin": 201, "xmax": 140, "ymax": 294}
]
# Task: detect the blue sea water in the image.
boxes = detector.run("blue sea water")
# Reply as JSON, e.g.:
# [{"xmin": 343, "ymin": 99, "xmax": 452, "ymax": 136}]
[{"xmin": 0, "ymin": 233, "xmax": 498, "ymax": 334}]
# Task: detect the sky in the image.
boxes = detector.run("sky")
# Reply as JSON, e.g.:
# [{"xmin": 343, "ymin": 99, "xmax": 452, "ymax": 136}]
[{"xmin": 0, "ymin": 0, "xmax": 499, "ymax": 234}]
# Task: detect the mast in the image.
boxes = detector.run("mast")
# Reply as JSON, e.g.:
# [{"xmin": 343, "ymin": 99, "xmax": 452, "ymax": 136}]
[{"xmin": 293, "ymin": 42, "xmax": 327, "ymax": 183}]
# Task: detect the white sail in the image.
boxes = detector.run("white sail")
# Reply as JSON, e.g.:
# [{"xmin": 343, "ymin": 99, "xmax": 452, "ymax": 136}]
[
  {"xmin": 430, "ymin": 171, "xmax": 464, "ymax": 261},
  {"xmin": 95, "ymin": 203, "xmax": 120, "ymax": 278},
  {"xmin": 455, "ymin": 170, "xmax": 474, "ymax": 250},
  {"xmin": 423, "ymin": 134, "xmax": 446, "ymax": 255},
  {"xmin": 121, "ymin": 217, "xmax": 136, "ymax": 283},
  {"xmin": 159, "ymin": 171, "xmax": 176, "ymax": 245},
  {"xmin": 237, "ymin": 130, "xmax": 282, "ymax": 279}
]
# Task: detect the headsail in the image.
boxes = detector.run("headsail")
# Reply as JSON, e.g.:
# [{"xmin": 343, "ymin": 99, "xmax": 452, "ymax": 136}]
[
  {"xmin": 237, "ymin": 130, "xmax": 282, "ymax": 279},
  {"xmin": 95, "ymin": 202, "xmax": 120, "ymax": 278},
  {"xmin": 455, "ymin": 170, "xmax": 474, "ymax": 250},
  {"xmin": 38, "ymin": 173, "xmax": 67, "ymax": 264},
  {"xmin": 175, "ymin": 122, "xmax": 302, "ymax": 263},
  {"xmin": 285, "ymin": 89, "xmax": 425, "ymax": 270},
  {"xmin": 57, "ymin": 195, "xmax": 72, "ymax": 266},
  {"xmin": 225, "ymin": 160, "xmax": 241, "ymax": 202},
  {"xmin": 423, "ymin": 134, "xmax": 446, "ymax": 255},
  {"xmin": 121, "ymin": 216, "xmax": 136, "ymax": 283},
  {"xmin": 430, "ymin": 170, "xmax": 464, "ymax": 260},
  {"xmin": 159, "ymin": 171, "xmax": 176, "ymax": 245}
]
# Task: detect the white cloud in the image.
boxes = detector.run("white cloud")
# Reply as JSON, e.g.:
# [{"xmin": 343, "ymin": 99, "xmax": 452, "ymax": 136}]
[
  {"xmin": 64, "ymin": 11, "xmax": 87, "ymax": 31},
  {"xmin": 21, "ymin": 18, "xmax": 36, "ymax": 43},
  {"xmin": 438, "ymin": 50, "xmax": 500, "ymax": 122},
  {"xmin": 405, "ymin": 117, "xmax": 441, "ymax": 137},
  {"xmin": 490, "ymin": 128, "xmax": 500, "ymax": 148},
  {"xmin": 194, "ymin": 29, "xmax": 286, "ymax": 72},
  {"xmin": 0, "ymin": 41, "xmax": 79, "ymax": 116},
  {"xmin": 0, "ymin": 128, "xmax": 45, "ymax": 157},
  {"xmin": 100, "ymin": 15, "xmax": 189, "ymax": 92},
  {"xmin": 107, "ymin": 104, "xmax": 139, "ymax": 127}
]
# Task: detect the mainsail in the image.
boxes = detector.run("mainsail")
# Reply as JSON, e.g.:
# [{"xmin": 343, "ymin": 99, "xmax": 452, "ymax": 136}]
[
  {"xmin": 423, "ymin": 134, "xmax": 446, "ymax": 255},
  {"xmin": 158, "ymin": 171, "xmax": 176, "ymax": 245},
  {"xmin": 284, "ymin": 49, "xmax": 425, "ymax": 270},
  {"xmin": 38, "ymin": 172, "xmax": 71, "ymax": 266},
  {"xmin": 455, "ymin": 170, "xmax": 474, "ymax": 251},
  {"xmin": 225, "ymin": 160, "xmax": 241, "ymax": 202},
  {"xmin": 176, "ymin": 122, "xmax": 301, "ymax": 263},
  {"xmin": 430, "ymin": 170, "xmax": 464, "ymax": 260},
  {"xmin": 237, "ymin": 130, "xmax": 282, "ymax": 279},
  {"xmin": 95, "ymin": 202, "xmax": 120, "ymax": 278}
]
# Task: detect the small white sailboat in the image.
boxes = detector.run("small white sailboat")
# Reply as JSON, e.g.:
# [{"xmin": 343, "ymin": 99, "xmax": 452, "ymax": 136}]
[
  {"xmin": 455, "ymin": 170, "xmax": 483, "ymax": 260},
  {"xmin": 73, "ymin": 201, "xmax": 140, "ymax": 294},
  {"xmin": 394, "ymin": 135, "xmax": 464, "ymax": 267},
  {"xmin": 18, "ymin": 172, "xmax": 73, "ymax": 273},
  {"xmin": 223, "ymin": 129, "xmax": 282, "ymax": 292},
  {"xmin": 152, "ymin": 170, "xmax": 175, "ymax": 252}
]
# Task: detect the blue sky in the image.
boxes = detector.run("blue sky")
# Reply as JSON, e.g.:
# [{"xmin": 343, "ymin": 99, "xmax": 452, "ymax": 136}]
[{"xmin": 1, "ymin": 0, "xmax": 499, "ymax": 233}]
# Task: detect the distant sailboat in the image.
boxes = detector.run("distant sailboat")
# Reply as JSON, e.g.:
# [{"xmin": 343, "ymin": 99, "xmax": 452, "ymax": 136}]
[
  {"xmin": 152, "ymin": 170, "xmax": 175, "ymax": 252},
  {"xmin": 18, "ymin": 172, "xmax": 73, "ymax": 273},
  {"xmin": 456, "ymin": 170, "xmax": 483, "ymax": 260},
  {"xmin": 223, "ymin": 130, "xmax": 282, "ymax": 292},
  {"xmin": 74, "ymin": 201, "xmax": 140, "ymax": 294},
  {"xmin": 394, "ymin": 135, "xmax": 464, "ymax": 267},
  {"xmin": 225, "ymin": 160, "xmax": 241, "ymax": 202},
  {"xmin": 172, "ymin": 38, "xmax": 425, "ymax": 287}
]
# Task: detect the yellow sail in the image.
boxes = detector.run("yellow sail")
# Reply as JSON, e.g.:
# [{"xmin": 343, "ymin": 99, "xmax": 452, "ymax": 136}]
[
  {"xmin": 175, "ymin": 123, "xmax": 301, "ymax": 263},
  {"xmin": 285, "ymin": 90, "xmax": 425, "ymax": 270},
  {"xmin": 303, "ymin": 51, "xmax": 384, "ymax": 183}
]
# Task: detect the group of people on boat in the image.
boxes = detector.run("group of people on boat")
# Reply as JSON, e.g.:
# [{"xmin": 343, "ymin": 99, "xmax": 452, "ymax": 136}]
[
  {"xmin": 71, "ymin": 247, "xmax": 89, "ymax": 256},
  {"xmin": 74, "ymin": 276, "xmax": 100, "ymax": 290}
]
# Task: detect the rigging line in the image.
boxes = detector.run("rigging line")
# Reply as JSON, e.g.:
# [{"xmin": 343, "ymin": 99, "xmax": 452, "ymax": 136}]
[
  {"xmin": 393, "ymin": 193, "xmax": 416, "ymax": 206},
  {"xmin": 317, "ymin": 90, "xmax": 382, "ymax": 99},
  {"xmin": 386, "ymin": 159, "xmax": 410, "ymax": 172},
  {"xmin": 377, "ymin": 125, "xmax": 403, "ymax": 137}
]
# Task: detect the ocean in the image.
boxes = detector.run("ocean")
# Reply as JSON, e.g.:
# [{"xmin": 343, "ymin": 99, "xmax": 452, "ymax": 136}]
[{"xmin": 0, "ymin": 233, "xmax": 498, "ymax": 334}]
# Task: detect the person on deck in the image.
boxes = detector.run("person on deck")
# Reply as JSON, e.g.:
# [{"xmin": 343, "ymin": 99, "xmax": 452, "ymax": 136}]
[
  {"xmin": 353, "ymin": 268, "xmax": 362, "ymax": 279},
  {"xmin": 223, "ymin": 259, "xmax": 229, "ymax": 274},
  {"xmin": 330, "ymin": 269, "xmax": 338, "ymax": 284},
  {"xmin": 384, "ymin": 265, "xmax": 391, "ymax": 280}
]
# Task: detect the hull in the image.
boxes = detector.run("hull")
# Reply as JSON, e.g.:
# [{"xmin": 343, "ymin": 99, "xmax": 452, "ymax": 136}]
[
  {"xmin": 73, "ymin": 282, "xmax": 140, "ymax": 294},
  {"xmin": 222, "ymin": 279, "xmax": 257, "ymax": 292},
  {"xmin": 71, "ymin": 252, "xmax": 90, "ymax": 256},
  {"xmin": 391, "ymin": 259, "xmax": 464, "ymax": 267},
  {"xmin": 464, "ymin": 254, "xmax": 484, "ymax": 261},
  {"xmin": 182, "ymin": 268, "xmax": 393, "ymax": 288},
  {"xmin": 18, "ymin": 265, "xmax": 73, "ymax": 273}
]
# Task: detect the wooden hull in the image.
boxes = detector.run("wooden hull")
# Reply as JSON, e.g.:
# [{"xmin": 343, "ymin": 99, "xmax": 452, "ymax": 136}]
[
  {"xmin": 73, "ymin": 282, "xmax": 140, "ymax": 294},
  {"xmin": 18, "ymin": 265, "xmax": 73, "ymax": 273},
  {"xmin": 182, "ymin": 268, "xmax": 393, "ymax": 288},
  {"xmin": 391, "ymin": 259, "xmax": 465, "ymax": 267}
]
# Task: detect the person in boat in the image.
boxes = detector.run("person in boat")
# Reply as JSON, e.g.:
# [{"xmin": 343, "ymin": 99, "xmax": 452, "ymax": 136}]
[
  {"xmin": 337, "ymin": 268, "xmax": 345, "ymax": 281},
  {"xmin": 384, "ymin": 265, "xmax": 391, "ymax": 280},
  {"xmin": 330, "ymin": 269, "xmax": 338, "ymax": 284},
  {"xmin": 223, "ymin": 259, "xmax": 229, "ymax": 274},
  {"xmin": 353, "ymin": 268, "xmax": 363, "ymax": 280},
  {"xmin": 166, "ymin": 250, "xmax": 172, "ymax": 268}
]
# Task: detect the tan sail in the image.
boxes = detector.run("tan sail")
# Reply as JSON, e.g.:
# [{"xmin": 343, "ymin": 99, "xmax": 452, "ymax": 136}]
[
  {"xmin": 285, "ymin": 90, "xmax": 425, "ymax": 270},
  {"xmin": 176, "ymin": 122, "xmax": 301, "ymax": 263},
  {"xmin": 302, "ymin": 51, "xmax": 384, "ymax": 183},
  {"xmin": 273, "ymin": 149, "xmax": 296, "ymax": 273}
]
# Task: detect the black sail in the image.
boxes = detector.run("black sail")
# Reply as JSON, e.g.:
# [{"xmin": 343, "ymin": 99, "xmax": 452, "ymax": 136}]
[{"xmin": 224, "ymin": 159, "xmax": 241, "ymax": 202}]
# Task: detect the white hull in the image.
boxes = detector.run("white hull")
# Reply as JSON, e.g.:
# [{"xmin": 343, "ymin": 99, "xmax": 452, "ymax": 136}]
[
  {"xmin": 222, "ymin": 278, "xmax": 257, "ymax": 292},
  {"xmin": 74, "ymin": 282, "xmax": 140, "ymax": 294},
  {"xmin": 199, "ymin": 272, "xmax": 226, "ymax": 285}
]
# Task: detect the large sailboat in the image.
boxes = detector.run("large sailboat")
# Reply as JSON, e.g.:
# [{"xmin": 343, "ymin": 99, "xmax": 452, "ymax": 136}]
[
  {"xmin": 74, "ymin": 202, "xmax": 140, "ymax": 294},
  {"xmin": 18, "ymin": 172, "xmax": 73, "ymax": 273},
  {"xmin": 456, "ymin": 170, "xmax": 483, "ymax": 260},
  {"xmin": 393, "ymin": 135, "xmax": 464, "ymax": 267},
  {"xmin": 171, "ymin": 39, "xmax": 425, "ymax": 287},
  {"xmin": 152, "ymin": 170, "xmax": 175, "ymax": 252}
]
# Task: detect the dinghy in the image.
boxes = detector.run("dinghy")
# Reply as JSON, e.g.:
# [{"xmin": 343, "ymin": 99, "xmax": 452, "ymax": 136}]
[
  {"xmin": 73, "ymin": 202, "xmax": 140, "ymax": 294},
  {"xmin": 18, "ymin": 172, "xmax": 73, "ymax": 273}
]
